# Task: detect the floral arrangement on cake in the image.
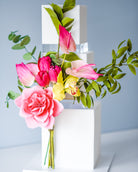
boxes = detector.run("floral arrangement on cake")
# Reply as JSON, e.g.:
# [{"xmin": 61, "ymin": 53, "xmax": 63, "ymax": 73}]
[{"xmin": 6, "ymin": 0, "xmax": 138, "ymax": 169}]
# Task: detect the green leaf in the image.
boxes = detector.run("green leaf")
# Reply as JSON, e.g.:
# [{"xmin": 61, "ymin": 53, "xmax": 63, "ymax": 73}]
[
  {"xmin": 8, "ymin": 91, "xmax": 20, "ymax": 100},
  {"xmin": 114, "ymin": 73, "xmax": 126, "ymax": 79},
  {"xmin": 77, "ymin": 96, "xmax": 80, "ymax": 103},
  {"xmin": 62, "ymin": 17, "xmax": 74, "ymax": 27},
  {"xmin": 118, "ymin": 40, "xmax": 126, "ymax": 49},
  {"xmin": 18, "ymin": 86, "xmax": 23, "ymax": 92},
  {"xmin": 131, "ymin": 60, "xmax": 138, "ymax": 68},
  {"xmin": 104, "ymin": 80, "xmax": 111, "ymax": 89},
  {"xmin": 96, "ymin": 76, "xmax": 107, "ymax": 82},
  {"xmin": 86, "ymin": 84, "xmax": 93, "ymax": 93},
  {"xmin": 45, "ymin": 51, "xmax": 56, "ymax": 57},
  {"xmin": 117, "ymin": 46, "xmax": 128, "ymax": 58},
  {"xmin": 112, "ymin": 83, "xmax": 121, "ymax": 94},
  {"xmin": 12, "ymin": 35, "xmax": 21, "ymax": 43},
  {"xmin": 20, "ymin": 36, "xmax": 30, "ymax": 46},
  {"xmin": 92, "ymin": 81, "xmax": 100, "ymax": 93},
  {"xmin": 101, "ymin": 89, "xmax": 107, "ymax": 99},
  {"xmin": 63, "ymin": 62, "xmax": 71, "ymax": 70},
  {"xmin": 66, "ymin": 25, "xmax": 73, "ymax": 32},
  {"xmin": 112, "ymin": 49, "xmax": 117, "ymax": 59},
  {"xmin": 127, "ymin": 55, "xmax": 134, "ymax": 64},
  {"xmin": 8, "ymin": 33, "xmax": 16, "ymax": 41},
  {"xmin": 45, "ymin": 8, "xmax": 61, "ymax": 34},
  {"xmin": 108, "ymin": 75, "xmax": 114, "ymax": 84},
  {"xmin": 112, "ymin": 68, "xmax": 118, "ymax": 76},
  {"xmin": 23, "ymin": 52, "xmax": 32, "ymax": 60},
  {"xmin": 51, "ymin": 3, "xmax": 63, "ymax": 21},
  {"xmin": 38, "ymin": 51, "xmax": 41, "ymax": 59},
  {"xmin": 31, "ymin": 46, "xmax": 36, "ymax": 55},
  {"xmin": 60, "ymin": 52, "xmax": 81, "ymax": 61},
  {"xmin": 110, "ymin": 81, "xmax": 117, "ymax": 92},
  {"xmin": 127, "ymin": 39, "xmax": 132, "ymax": 52},
  {"xmin": 128, "ymin": 64, "xmax": 136, "ymax": 75},
  {"xmin": 12, "ymin": 43, "xmax": 25, "ymax": 50},
  {"xmin": 86, "ymin": 94, "xmax": 92, "ymax": 108},
  {"xmin": 62, "ymin": 0, "xmax": 76, "ymax": 13},
  {"xmin": 6, "ymin": 101, "xmax": 9, "ymax": 108},
  {"xmin": 80, "ymin": 92, "xmax": 86, "ymax": 107}
]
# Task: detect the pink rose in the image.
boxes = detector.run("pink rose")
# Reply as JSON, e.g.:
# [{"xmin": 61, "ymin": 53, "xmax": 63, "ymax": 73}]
[{"xmin": 15, "ymin": 86, "xmax": 64, "ymax": 129}]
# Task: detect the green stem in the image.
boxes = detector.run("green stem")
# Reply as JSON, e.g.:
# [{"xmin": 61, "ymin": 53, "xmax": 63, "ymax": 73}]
[
  {"xmin": 61, "ymin": 54, "xmax": 66, "ymax": 67},
  {"xmin": 57, "ymin": 41, "xmax": 60, "ymax": 58},
  {"xmin": 44, "ymin": 137, "xmax": 50, "ymax": 166},
  {"xmin": 25, "ymin": 47, "xmax": 37, "ymax": 62}
]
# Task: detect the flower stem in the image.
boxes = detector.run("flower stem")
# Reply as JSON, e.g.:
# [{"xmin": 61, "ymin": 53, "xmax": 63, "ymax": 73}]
[
  {"xmin": 61, "ymin": 54, "xmax": 66, "ymax": 67},
  {"xmin": 25, "ymin": 46, "xmax": 37, "ymax": 62},
  {"xmin": 44, "ymin": 136, "xmax": 50, "ymax": 166}
]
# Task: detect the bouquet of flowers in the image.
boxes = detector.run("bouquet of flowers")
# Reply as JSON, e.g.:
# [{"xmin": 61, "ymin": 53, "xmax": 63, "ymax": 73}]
[{"xmin": 6, "ymin": 0, "xmax": 138, "ymax": 169}]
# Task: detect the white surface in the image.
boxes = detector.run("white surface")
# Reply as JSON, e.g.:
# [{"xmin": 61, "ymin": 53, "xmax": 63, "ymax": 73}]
[
  {"xmin": 79, "ymin": 51, "xmax": 94, "ymax": 64},
  {"xmin": 42, "ymin": 5, "xmax": 87, "ymax": 44},
  {"xmin": 42, "ymin": 102, "xmax": 101, "ymax": 170},
  {"xmin": 0, "ymin": 129, "xmax": 137, "ymax": 172},
  {"xmin": 23, "ymin": 152, "xmax": 114, "ymax": 172}
]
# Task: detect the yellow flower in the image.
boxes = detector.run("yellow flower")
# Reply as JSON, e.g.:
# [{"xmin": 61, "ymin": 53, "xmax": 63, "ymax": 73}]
[
  {"xmin": 53, "ymin": 71, "xmax": 65, "ymax": 101},
  {"xmin": 65, "ymin": 76, "xmax": 81, "ymax": 97}
]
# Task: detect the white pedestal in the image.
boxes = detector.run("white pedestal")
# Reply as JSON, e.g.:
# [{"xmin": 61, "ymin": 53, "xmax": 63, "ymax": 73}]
[
  {"xmin": 42, "ymin": 102, "xmax": 101, "ymax": 171},
  {"xmin": 79, "ymin": 51, "xmax": 94, "ymax": 64},
  {"xmin": 42, "ymin": 5, "xmax": 87, "ymax": 44}
]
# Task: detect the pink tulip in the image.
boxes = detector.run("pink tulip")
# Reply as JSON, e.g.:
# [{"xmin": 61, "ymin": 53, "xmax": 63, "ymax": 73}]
[
  {"xmin": 59, "ymin": 25, "xmax": 76, "ymax": 54},
  {"xmin": 16, "ymin": 63, "xmax": 39, "ymax": 87},
  {"xmin": 35, "ymin": 71, "xmax": 50, "ymax": 87},
  {"xmin": 66, "ymin": 60, "xmax": 102, "ymax": 80},
  {"xmin": 15, "ymin": 86, "xmax": 64, "ymax": 129},
  {"xmin": 38, "ymin": 56, "xmax": 51, "ymax": 71},
  {"xmin": 49, "ymin": 66, "xmax": 61, "ymax": 83}
]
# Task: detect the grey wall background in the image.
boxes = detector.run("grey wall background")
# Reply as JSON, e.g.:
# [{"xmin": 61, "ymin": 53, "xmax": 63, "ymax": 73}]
[{"xmin": 0, "ymin": 0, "xmax": 137, "ymax": 148}]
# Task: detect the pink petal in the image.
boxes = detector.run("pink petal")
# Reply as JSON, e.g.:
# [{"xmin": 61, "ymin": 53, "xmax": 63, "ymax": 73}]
[
  {"xmin": 44, "ymin": 116, "xmax": 55, "ymax": 129},
  {"xmin": 25, "ymin": 117, "xmax": 39, "ymax": 128},
  {"xmin": 26, "ymin": 63, "xmax": 39, "ymax": 76},
  {"xmin": 16, "ymin": 63, "xmax": 35, "ymax": 87},
  {"xmin": 38, "ymin": 56, "xmax": 51, "ymax": 71},
  {"xmin": 49, "ymin": 68, "xmax": 57, "ymax": 83},
  {"xmin": 59, "ymin": 25, "xmax": 76, "ymax": 54},
  {"xmin": 53, "ymin": 99, "xmax": 64, "ymax": 117},
  {"xmin": 71, "ymin": 60, "xmax": 87, "ymax": 70},
  {"xmin": 45, "ymin": 87, "xmax": 53, "ymax": 98},
  {"xmin": 15, "ymin": 95, "xmax": 22, "ymax": 108},
  {"xmin": 35, "ymin": 71, "xmax": 50, "ymax": 87}
]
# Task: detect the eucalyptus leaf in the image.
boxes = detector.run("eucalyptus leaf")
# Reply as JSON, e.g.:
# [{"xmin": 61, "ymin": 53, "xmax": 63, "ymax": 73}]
[
  {"xmin": 12, "ymin": 44, "xmax": 25, "ymax": 50},
  {"xmin": 62, "ymin": 0, "xmax": 76, "ymax": 13},
  {"xmin": 62, "ymin": 17, "xmax": 74, "ymax": 27},
  {"xmin": 128, "ymin": 64, "xmax": 136, "ymax": 75},
  {"xmin": 20, "ymin": 36, "xmax": 30, "ymax": 46},
  {"xmin": 51, "ymin": 3, "xmax": 63, "ymax": 21},
  {"xmin": 31, "ymin": 46, "xmax": 36, "ymax": 55},
  {"xmin": 8, "ymin": 91, "xmax": 20, "ymax": 100},
  {"xmin": 8, "ymin": 33, "xmax": 16, "ymax": 41},
  {"xmin": 23, "ymin": 52, "xmax": 32, "ymax": 60},
  {"xmin": 45, "ymin": 8, "xmax": 61, "ymax": 34},
  {"xmin": 13, "ymin": 35, "xmax": 21, "ymax": 43}
]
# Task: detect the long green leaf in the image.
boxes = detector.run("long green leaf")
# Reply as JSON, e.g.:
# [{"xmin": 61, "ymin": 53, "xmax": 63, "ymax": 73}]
[
  {"xmin": 62, "ymin": 17, "xmax": 74, "ymax": 27},
  {"xmin": 51, "ymin": 3, "xmax": 63, "ymax": 21},
  {"xmin": 114, "ymin": 73, "xmax": 126, "ymax": 79},
  {"xmin": 128, "ymin": 64, "xmax": 136, "ymax": 75},
  {"xmin": 86, "ymin": 94, "xmax": 92, "ymax": 108},
  {"xmin": 12, "ymin": 44, "xmax": 25, "ymax": 50},
  {"xmin": 62, "ymin": 0, "xmax": 76, "ymax": 13},
  {"xmin": 80, "ymin": 92, "xmax": 86, "ymax": 107},
  {"xmin": 45, "ymin": 8, "xmax": 61, "ymax": 34},
  {"xmin": 60, "ymin": 52, "xmax": 81, "ymax": 61}
]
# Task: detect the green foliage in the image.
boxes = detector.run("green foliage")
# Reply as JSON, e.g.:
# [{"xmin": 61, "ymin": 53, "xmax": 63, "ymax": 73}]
[
  {"xmin": 128, "ymin": 64, "xmax": 136, "ymax": 75},
  {"xmin": 62, "ymin": 17, "xmax": 74, "ymax": 27},
  {"xmin": 5, "ymin": 91, "xmax": 20, "ymax": 108},
  {"xmin": 12, "ymin": 44, "xmax": 25, "ymax": 50},
  {"xmin": 62, "ymin": 0, "xmax": 76, "ymax": 13},
  {"xmin": 127, "ymin": 39, "xmax": 132, "ymax": 52},
  {"xmin": 117, "ymin": 46, "xmax": 128, "ymax": 58},
  {"xmin": 20, "ymin": 36, "xmax": 30, "ymax": 46},
  {"xmin": 45, "ymin": 8, "xmax": 61, "ymax": 34},
  {"xmin": 60, "ymin": 52, "xmax": 81, "ymax": 61},
  {"xmin": 51, "ymin": 3, "xmax": 63, "ymax": 21},
  {"xmin": 23, "ymin": 52, "xmax": 32, "ymax": 60},
  {"xmin": 80, "ymin": 92, "xmax": 86, "ymax": 107}
]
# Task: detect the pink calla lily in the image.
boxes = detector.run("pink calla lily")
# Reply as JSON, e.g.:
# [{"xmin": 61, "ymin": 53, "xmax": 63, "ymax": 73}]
[
  {"xmin": 66, "ymin": 60, "xmax": 102, "ymax": 80},
  {"xmin": 16, "ymin": 63, "xmax": 39, "ymax": 87},
  {"xmin": 59, "ymin": 25, "xmax": 76, "ymax": 54}
]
